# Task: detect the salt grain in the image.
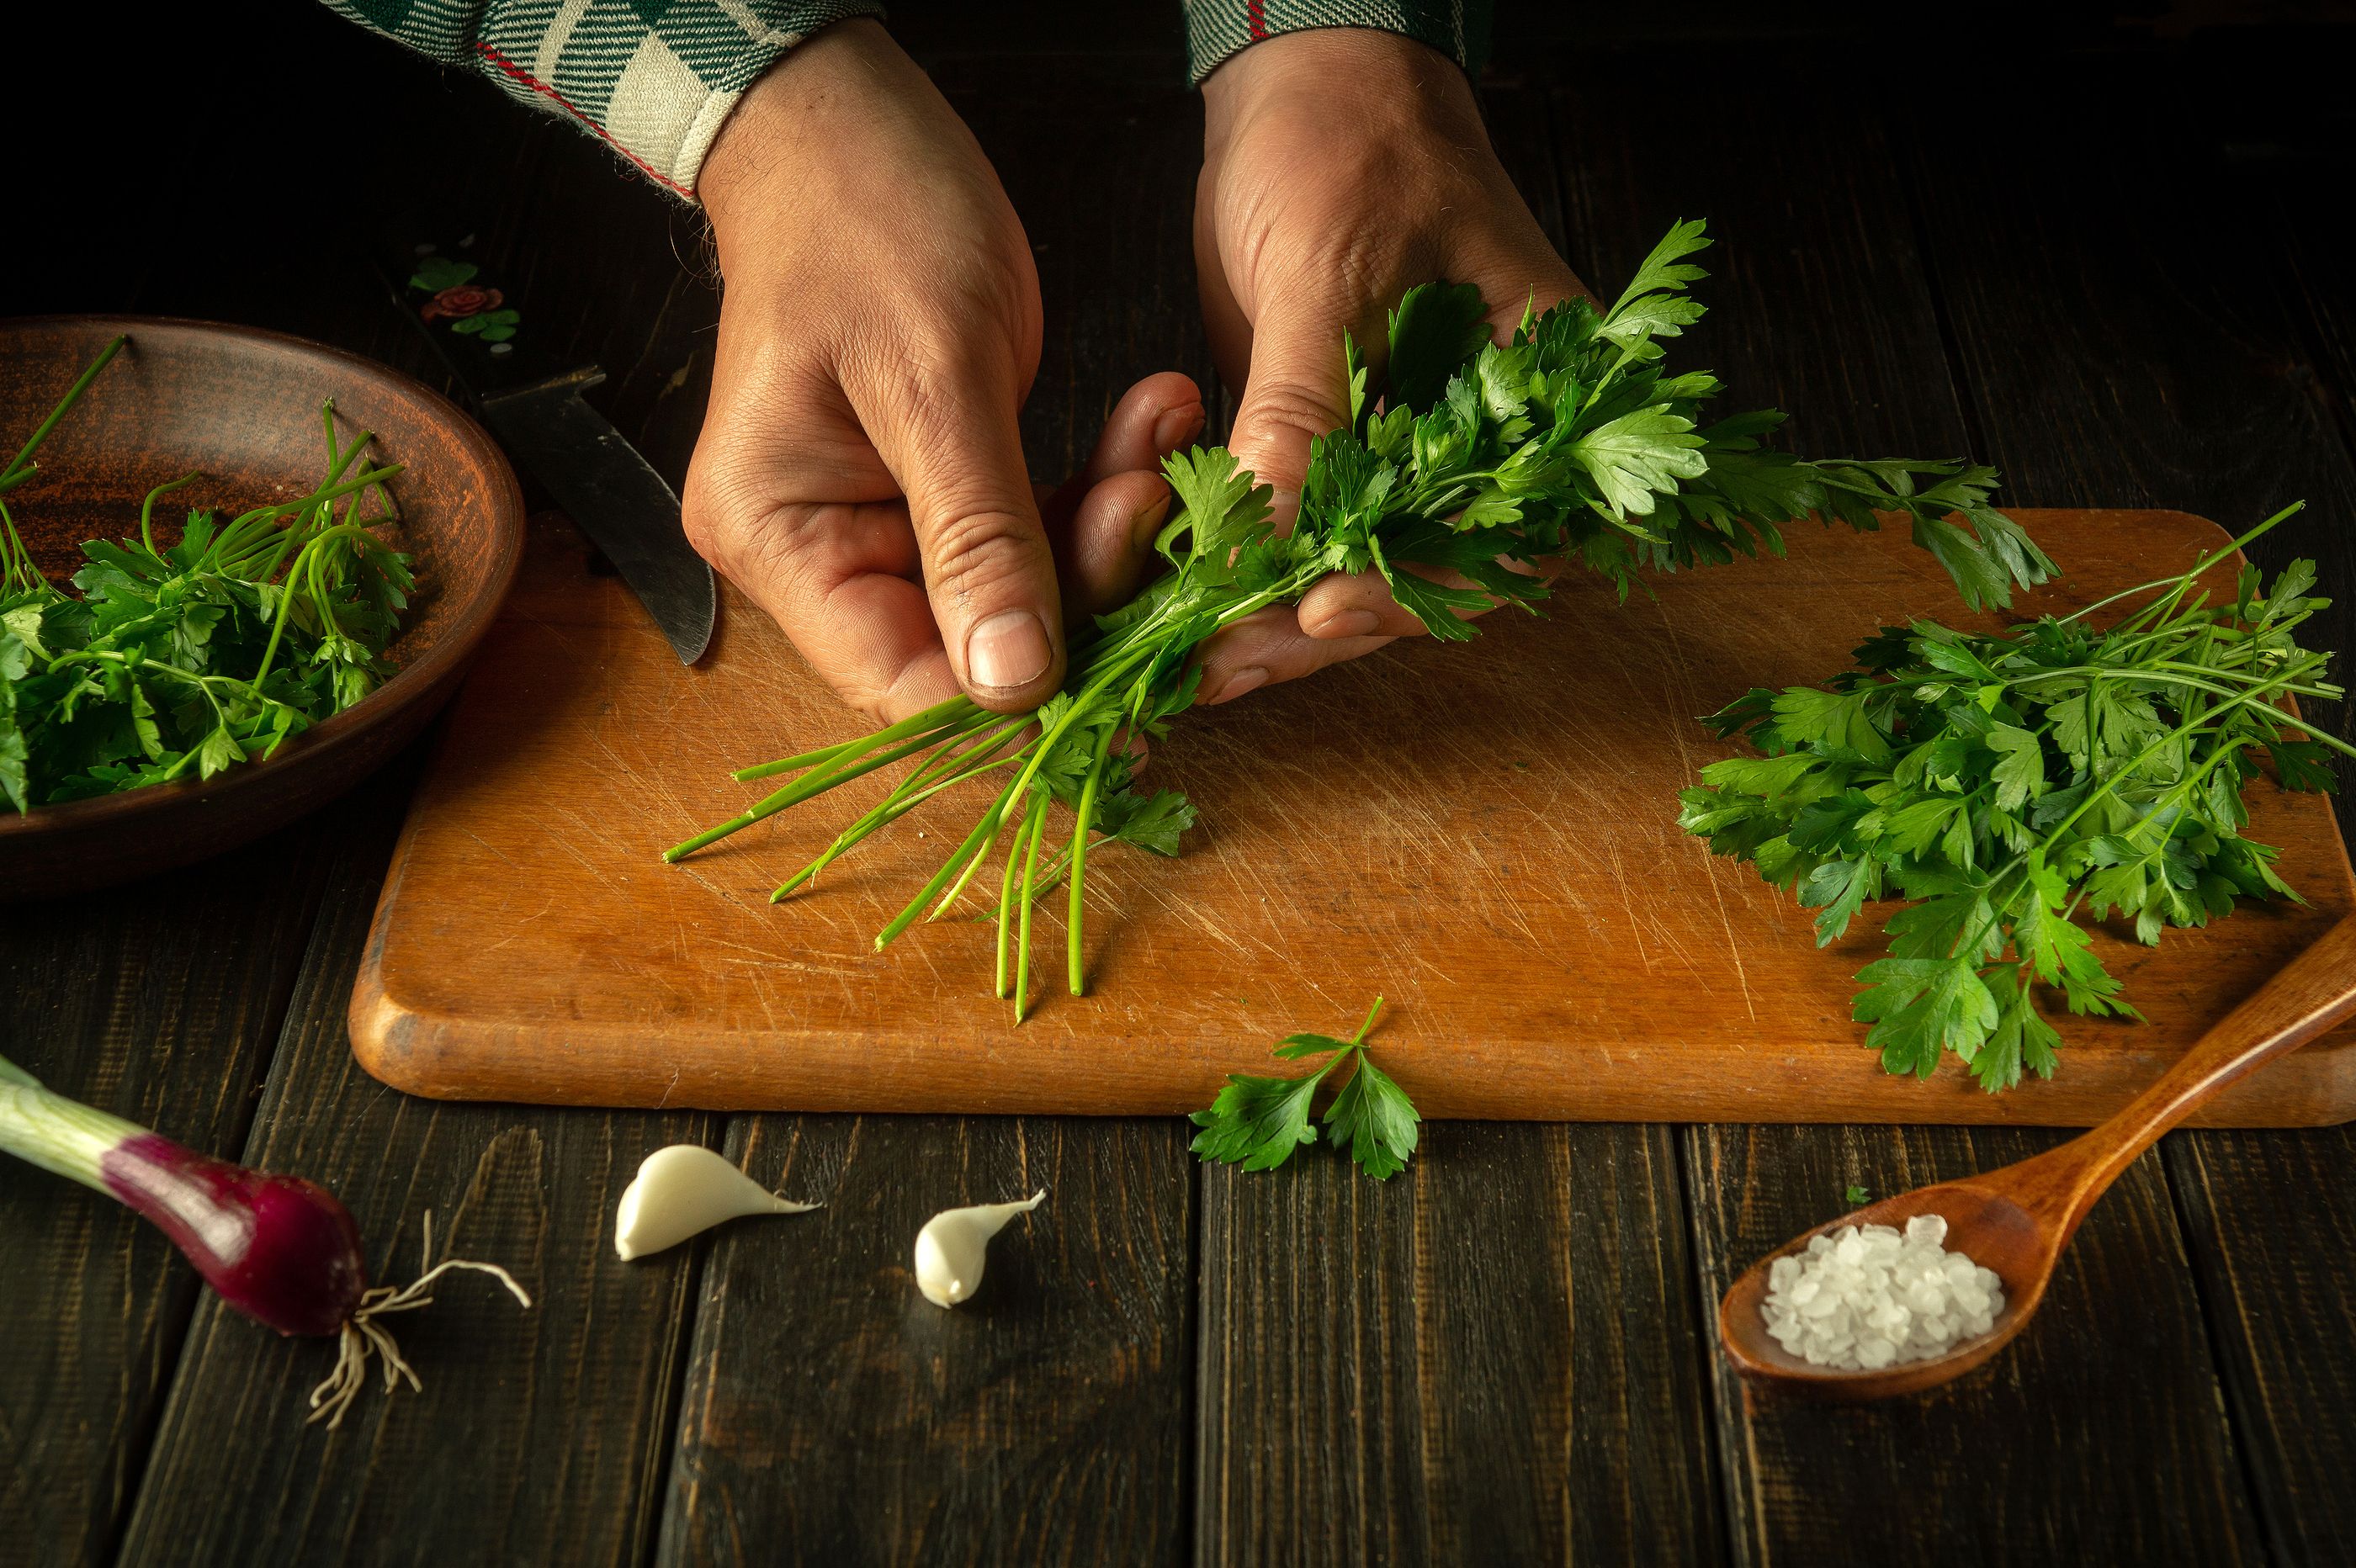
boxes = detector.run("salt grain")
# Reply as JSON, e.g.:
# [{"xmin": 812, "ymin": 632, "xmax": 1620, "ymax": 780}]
[{"xmin": 1759, "ymin": 1215, "xmax": 2005, "ymax": 1371}]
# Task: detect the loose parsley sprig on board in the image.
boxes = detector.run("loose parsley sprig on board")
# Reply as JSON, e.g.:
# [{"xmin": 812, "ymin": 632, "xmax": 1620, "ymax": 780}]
[
  {"xmin": 670, "ymin": 221, "xmax": 2056, "ymax": 1017},
  {"xmin": 0, "ymin": 340, "xmax": 413, "ymax": 810},
  {"xmin": 1190, "ymin": 998, "xmax": 1421, "ymax": 1179},
  {"xmin": 1679, "ymin": 502, "xmax": 2352, "ymax": 1090}
]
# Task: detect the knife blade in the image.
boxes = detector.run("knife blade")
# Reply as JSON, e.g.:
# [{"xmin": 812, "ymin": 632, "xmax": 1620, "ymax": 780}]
[{"xmin": 373, "ymin": 245, "xmax": 715, "ymax": 664}]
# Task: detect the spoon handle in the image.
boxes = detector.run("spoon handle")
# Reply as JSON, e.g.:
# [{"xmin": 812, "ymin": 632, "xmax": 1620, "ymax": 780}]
[{"xmin": 2064, "ymin": 915, "xmax": 2356, "ymax": 1209}]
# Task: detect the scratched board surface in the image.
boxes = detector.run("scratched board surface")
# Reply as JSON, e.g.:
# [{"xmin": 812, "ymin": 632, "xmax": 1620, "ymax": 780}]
[{"xmin": 352, "ymin": 510, "xmax": 2356, "ymax": 1125}]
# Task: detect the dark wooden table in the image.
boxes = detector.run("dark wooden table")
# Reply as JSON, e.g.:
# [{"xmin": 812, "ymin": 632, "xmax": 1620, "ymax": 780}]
[{"xmin": 9, "ymin": 8, "xmax": 2356, "ymax": 1565}]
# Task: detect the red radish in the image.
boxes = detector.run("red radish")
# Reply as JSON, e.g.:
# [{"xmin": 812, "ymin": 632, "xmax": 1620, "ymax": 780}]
[{"xmin": 1, "ymin": 1050, "xmax": 528, "ymax": 1428}]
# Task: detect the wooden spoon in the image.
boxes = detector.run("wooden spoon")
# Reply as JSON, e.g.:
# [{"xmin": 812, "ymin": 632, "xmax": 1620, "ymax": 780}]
[{"xmin": 1720, "ymin": 915, "xmax": 2356, "ymax": 1400}]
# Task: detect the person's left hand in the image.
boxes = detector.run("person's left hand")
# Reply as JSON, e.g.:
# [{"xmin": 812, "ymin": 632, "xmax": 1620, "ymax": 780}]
[{"xmin": 1190, "ymin": 27, "xmax": 1590, "ymax": 706}]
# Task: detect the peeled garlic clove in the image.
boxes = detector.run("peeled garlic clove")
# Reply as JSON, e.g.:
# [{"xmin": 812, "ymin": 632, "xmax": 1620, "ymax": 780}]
[
  {"xmin": 914, "ymin": 1189, "xmax": 1047, "ymax": 1307},
  {"xmin": 614, "ymin": 1144, "xmax": 819, "ymax": 1262}
]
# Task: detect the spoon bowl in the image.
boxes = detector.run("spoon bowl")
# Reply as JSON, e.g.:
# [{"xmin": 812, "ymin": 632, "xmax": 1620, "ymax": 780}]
[
  {"xmin": 1721, "ymin": 915, "xmax": 2356, "ymax": 1401},
  {"xmin": 1719, "ymin": 1179, "xmax": 2061, "ymax": 1400}
]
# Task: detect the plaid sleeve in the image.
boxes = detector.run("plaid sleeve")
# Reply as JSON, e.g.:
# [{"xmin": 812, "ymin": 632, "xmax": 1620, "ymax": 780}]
[
  {"xmin": 322, "ymin": 0, "xmax": 885, "ymax": 199},
  {"xmin": 1181, "ymin": 1, "xmax": 1490, "ymax": 84}
]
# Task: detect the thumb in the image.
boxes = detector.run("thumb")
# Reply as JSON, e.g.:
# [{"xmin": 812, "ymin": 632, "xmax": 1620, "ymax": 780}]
[
  {"xmin": 852, "ymin": 347, "xmax": 1065, "ymax": 713},
  {"xmin": 1225, "ymin": 289, "xmax": 1382, "ymax": 531}
]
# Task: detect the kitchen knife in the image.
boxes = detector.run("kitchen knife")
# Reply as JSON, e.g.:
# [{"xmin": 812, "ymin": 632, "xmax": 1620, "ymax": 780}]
[{"xmin": 374, "ymin": 245, "xmax": 715, "ymax": 665}]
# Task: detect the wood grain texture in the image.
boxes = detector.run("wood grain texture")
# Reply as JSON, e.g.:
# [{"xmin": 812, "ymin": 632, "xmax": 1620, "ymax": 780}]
[
  {"xmin": 1544, "ymin": 44, "xmax": 2268, "ymax": 1562},
  {"xmin": 655, "ymin": 1115, "xmax": 1193, "ymax": 1566},
  {"xmin": 2164, "ymin": 1125, "xmax": 2356, "ymax": 1565},
  {"xmin": 0, "ymin": 818, "xmax": 337, "ymax": 1568},
  {"xmin": 1686, "ymin": 1124, "xmax": 2264, "ymax": 1564},
  {"xmin": 113, "ymin": 770, "xmax": 712, "ymax": 1568},
  {"xmin": 1899, "ymin": 39, "xmax": 2356, "ymax": 1565},
  {"xmin": 651, "ymin": 62, "xmax": 1206, "ymax": 1567},
  {"xmin": 1192, "ymin": 82, "xmax": 1724, "ymax": 1568},
  {"xmin": 1198, "ymin": 1123, "xmax": 1726, "ymax": 1565}
]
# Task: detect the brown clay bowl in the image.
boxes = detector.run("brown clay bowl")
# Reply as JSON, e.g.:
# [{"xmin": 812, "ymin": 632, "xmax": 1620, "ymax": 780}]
[{"xmin": 0, "ymin": 317, "xmax": 523, "ymax": 898}]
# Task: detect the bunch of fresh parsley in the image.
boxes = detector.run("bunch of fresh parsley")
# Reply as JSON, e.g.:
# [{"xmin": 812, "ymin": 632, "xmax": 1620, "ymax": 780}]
[
  {"xmin": 1679, "ymin": 502, "xmax": 2350, "ymax": 1090},
  {"xmin": 669, "ymin": 220, "xmax": 2055, "ymax": 1017},
  {"xmin": 0, "ymin": 339, "xmax": 412, "ymax": 810},
  {"xmin": 1191, "ymin": 998, "xmax": 1421, "ymax": 1180}
]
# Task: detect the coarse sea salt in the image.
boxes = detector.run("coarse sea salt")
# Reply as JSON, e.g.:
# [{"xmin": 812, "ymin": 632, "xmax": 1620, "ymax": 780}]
[{"xmin": 1759, "ymin": 1214, "xmax": 2004, "ymax": 1371}]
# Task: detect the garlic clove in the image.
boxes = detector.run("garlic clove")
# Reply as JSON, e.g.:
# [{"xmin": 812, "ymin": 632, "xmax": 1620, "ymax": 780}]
[
  {"xmin": 614, "ymin": 1144, "xmax": 819, "ymax": 1262},
  {"xmin": 914, "ymin": 1189, "xmax": 1047, "ymax": 1308}
]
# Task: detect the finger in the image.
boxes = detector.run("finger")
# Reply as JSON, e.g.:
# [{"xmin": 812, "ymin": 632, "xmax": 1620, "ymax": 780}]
[
  {"xmin": 1192, "ymin": 604, "xmax": 1395, "ymax": 707},
  {"xmin": 1038, "ymin": 372, "xmax": 1199, "ymax": 532},
  {"xmin": 694, "ymin": 495, "xmax": 958, "ymax": 723},
  {"xmin": 1050, "ymin": 373, "xmax": 1203, "ymax": 617},
  {"xmin": 1066, "ymin": 371, "xmax": 1204, "ymax": 497},
  {"xmin": 849, "ymin": 342, "xmax": 1065, "ymax": 713},
  {"xmin": 1294, "ymin": 567, "xmax": 1444, "ymax": 642},
  {"xmin": 1062, "ymin": 470, "xmax": 1173, "ymax": 619},
  {"xmin": 1225, "ymin": 283, "xmax": 1387, "ymax": 531}
]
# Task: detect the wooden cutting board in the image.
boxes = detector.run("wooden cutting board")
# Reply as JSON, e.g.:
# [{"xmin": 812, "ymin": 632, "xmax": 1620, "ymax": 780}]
[{"xmin": 351, "ymin": 510, "xmax": 2356, "ymax": 1125}]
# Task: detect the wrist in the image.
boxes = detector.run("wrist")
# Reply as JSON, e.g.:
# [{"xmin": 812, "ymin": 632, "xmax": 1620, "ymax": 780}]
[
  {"xmin": 1200, "ymin": 28, "xmax": 1483, "ymax": 156},
  {"xmin": 702, "ymin": 18, "xmax": 898, "ymax": 257}
]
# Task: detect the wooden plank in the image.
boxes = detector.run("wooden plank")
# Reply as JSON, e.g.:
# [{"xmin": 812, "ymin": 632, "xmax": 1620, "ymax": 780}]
[
  {"xmin": 1195, "ymin": 82, "xmax": 1724, "ymax": 1568},
  {"xmin": 2171, "ymin": 50, "xmax": 2356, "ymax": 1561},
  {"xmin": 104, "ymin": 30, "xmax": 732, "ymax": 1560},
  {"xmin": 0, "ymin": 820, "xmax": 338, "ymax": 1568},
  {"xmin": 112, "ymin": 770, "xmax": 714, "ymax": 1568},
  {"xmin": 1898, "ymin": 40, "xmax": 2356, "ymax": 1565},
  {"xmin": 0, "ymin": 13, "xmax": 430, "ymax": 1552},
  {"xmin": 652, "ymin": 59, "xmax": 1202, "ymax": 1566},
  {"xmin": 1542, "ymin": 46, "xmax": 2267, "ymax": 1564},
  {"xmin": 1199, "ymin": 1122, "xmax": 1725, "ymax": 1565},
  {"xmin": 655, "ymin": 1115, "xmax": 1192, "ymax": 1565},
  {"xmin": 1901, "ymin": 42, "xmax": 2356, "ymax": 1565},
  {"xmin": 1686, "ymin": 1126, "xmax": 2262, "ymax": 1562}
]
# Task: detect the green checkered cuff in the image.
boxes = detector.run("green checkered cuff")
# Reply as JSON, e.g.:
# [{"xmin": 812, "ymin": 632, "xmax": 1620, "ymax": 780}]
[
  {"xmin": 325, "ymin": 0, "xmax": 885, "ymax": 199},
  {"xmin": 1181, "ymin": 1, "xmax": 1490, "ymax": 84}
]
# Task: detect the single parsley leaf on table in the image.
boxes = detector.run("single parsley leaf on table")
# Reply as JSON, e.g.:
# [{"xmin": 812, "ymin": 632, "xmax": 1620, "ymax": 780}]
[{"xmin": 1190, "ymin": 997, "xmax": 1421, "ymax": 1179}]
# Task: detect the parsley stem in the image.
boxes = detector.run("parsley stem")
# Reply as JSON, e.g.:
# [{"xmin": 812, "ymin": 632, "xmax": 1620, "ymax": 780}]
[
  {"xmin": 2034, "ymin": 674, "xmax": 2305, "ymax": 863},
  {"xmin": 732, "ymin": 695, "xmax": 974, "ymax": 782},
  {"xmin": 878, "ymin": 773, "xmax": 1023, "ymax": 949},
  {"xmin": 666, "ymin": 713, "xmax": 971, "ymax": 861},
  {"xmin": 3, "ymin": 336, "xmax": 122, "ymax": 486},
  {"xmin": 1066, "ymin": 727, "xmax": 1117, "ymax": 996},
  {"xmin": 1013, "ymin": 787, "xmax": 1050, "ymax": 1020},
  {"xmin": 767, "ymin": 711, "xmax": 1012, "ymax": 900},
  {"xmin": 2056, "ymin": 502, "xmax": 2302, "ymax": 629},
  {"xmin": 995, "ymin": 790, "xmax": 1030, "ymax": 1000},
  {"xmin": 137, "ymin": 474, "xmax": 203, "ymax": 558}
]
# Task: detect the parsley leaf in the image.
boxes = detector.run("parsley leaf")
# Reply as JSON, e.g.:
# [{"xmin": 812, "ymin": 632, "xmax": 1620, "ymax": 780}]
[{"xmin": 1191, "ymin": 998, "xmax": 1419, "ymax": 1179}]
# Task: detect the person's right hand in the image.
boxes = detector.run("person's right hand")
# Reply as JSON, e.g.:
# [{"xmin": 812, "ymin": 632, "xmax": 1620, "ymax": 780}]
[{"xmin": 689, "ymin": 20, "xmax": 1202, "ymax": 723}]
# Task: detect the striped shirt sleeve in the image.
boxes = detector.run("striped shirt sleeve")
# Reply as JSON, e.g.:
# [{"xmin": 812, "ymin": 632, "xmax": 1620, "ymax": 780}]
[
  {"xmin": 1181, "ymin": 1, "xmax": 1492, "ymax": 84},
  {"xmin": 321, "ymin": 0, "xmax": 885, "ymax": 199}
]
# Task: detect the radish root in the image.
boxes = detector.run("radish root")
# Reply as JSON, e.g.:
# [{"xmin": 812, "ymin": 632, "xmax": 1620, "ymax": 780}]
[{"xmin": 307, "ymin": 1210, "xmax": 533, "ymax": 1430}]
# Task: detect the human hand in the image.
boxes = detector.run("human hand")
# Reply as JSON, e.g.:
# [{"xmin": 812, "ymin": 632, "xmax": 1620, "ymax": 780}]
[
  {"xmin": 690, "ymin": 20, "xmax": 1204, "ymax": 722},
  {"xmin": 1190, "ymin": 28, "xmax": 1589, "ymax": 704}
]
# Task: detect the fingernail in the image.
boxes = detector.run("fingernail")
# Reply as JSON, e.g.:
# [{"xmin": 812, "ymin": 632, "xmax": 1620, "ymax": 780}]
[
  {"xmin": 1131, "ymin": 491, "xmax": 1173, "ymax": 550},
  {"xmin": 1207, "ymin": 665, "xmax": 1268, "ymax": 705},
  {"xmin": 1153, "ymin": 405, "xmax": 1206, "ymax": 453},
  {"xmin": 967, "ymin": 609, "xmax": 1052, "ymax": 690},
  {"xmin": 1307, "ymin": 608, "xmax": 1380, "ymax": 639}
]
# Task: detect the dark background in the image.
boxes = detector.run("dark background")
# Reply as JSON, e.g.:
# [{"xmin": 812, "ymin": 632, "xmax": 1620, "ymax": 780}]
[{"xmin": 9, "ymin": 3, "xmax": 2356, "ymax": 1566}]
